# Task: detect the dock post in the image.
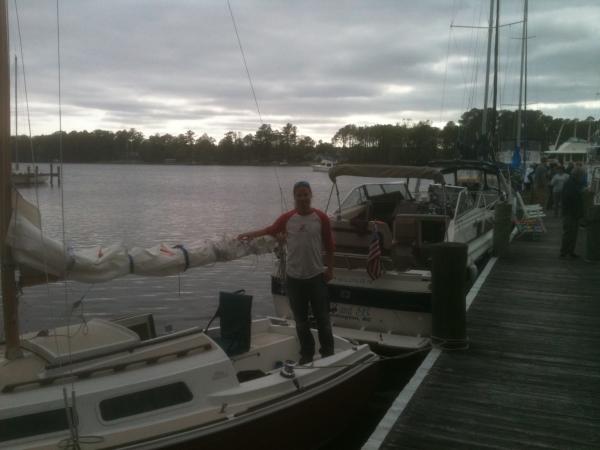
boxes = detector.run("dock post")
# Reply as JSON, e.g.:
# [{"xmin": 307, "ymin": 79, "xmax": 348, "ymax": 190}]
[
  {"xmin": 584, "ymin": 194, "xmax": 600, "ymax": 261},
  {"xmin": 431, "ymin": 242, "xmax": 468, "ymax": 350},
  {"xmin": 493, "ymin": 201, "xmax": 512, "ymax": 257},
  {"xmin": 50, "ymin": 163, "xmax": 54, "ymax": 186},
  {"xmin": 34, "ymin": 165, "xmax": 38, "ymax": 183},
  {"xmin": 57, "ymin": 166, "xmax": 61, "ymax": 186}
]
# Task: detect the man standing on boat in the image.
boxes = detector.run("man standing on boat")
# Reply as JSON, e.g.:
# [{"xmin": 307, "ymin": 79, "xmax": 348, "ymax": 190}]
[{"xmin": 237, "ymin": 181, "xmax": 335, "ymax": 364}]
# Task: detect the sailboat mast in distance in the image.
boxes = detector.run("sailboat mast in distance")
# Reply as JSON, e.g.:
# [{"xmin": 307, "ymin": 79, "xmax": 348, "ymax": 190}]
[{"xmin": 0, "ymin": 0, "xmax": 23, "ymax": 360}]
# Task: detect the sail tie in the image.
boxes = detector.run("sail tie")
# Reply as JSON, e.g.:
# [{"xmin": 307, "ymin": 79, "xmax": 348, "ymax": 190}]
[
  {"xmin": 127, "ymin": 253, "xmax": 135, "ymax": 274},
  {"xmin": 173, "ymin": 244, "xmax": 190, "ymax": 271}
]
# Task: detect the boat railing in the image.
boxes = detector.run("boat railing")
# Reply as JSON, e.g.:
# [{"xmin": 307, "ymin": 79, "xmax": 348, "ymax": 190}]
[
  {"xmin": 2, "ymin": 342, "xmax": 213, "ymax": 393},
  {"xmin": 452, "ymin": 188, "xmax": 474, "ymax": 220},
  {"xmin": 454, "ymin": 189, "xmax": 499, "ymax": 221}
]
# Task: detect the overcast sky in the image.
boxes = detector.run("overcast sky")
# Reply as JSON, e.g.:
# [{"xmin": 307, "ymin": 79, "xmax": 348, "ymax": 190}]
[{"xmin": 7, "ymin": 0, "xmax": 600, "ymax": 143}]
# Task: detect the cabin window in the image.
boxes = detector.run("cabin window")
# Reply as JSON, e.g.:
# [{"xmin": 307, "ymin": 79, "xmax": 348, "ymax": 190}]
[
  {"xmin": 456, "ymin": 169, "xmax": 483, "ymax": 191},
  {"xmin": 99, "ymin": 382, "xmax": 193, "ymax": 421},
  {"xmin": 485, "ymin": 173, "xmax": 499, "ymax": 190},
  {"xmin": 0, "ymin": 408, "xmax": 70, "ymax": 442}
]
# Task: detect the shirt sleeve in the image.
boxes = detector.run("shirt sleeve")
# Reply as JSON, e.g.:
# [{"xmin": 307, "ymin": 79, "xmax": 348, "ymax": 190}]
[
  {"xmin": 314, "ymin": 209, "xmax": 335, "ymax": 252},
  {"xmin": 264, "ymin": 210, "xmax": 294, "ymax": 236}
]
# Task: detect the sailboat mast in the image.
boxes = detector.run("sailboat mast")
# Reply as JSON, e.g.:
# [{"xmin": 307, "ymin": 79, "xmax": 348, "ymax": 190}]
[
  {"xmin": 1, "ymin": 0, "xmax": 22, "ymax": 360},
  {"xmin": 490, "ymin": 0, "xmax": 500, "ymax": 161},
  {"xmin": 14, "ymin": 54, "xmax": 17, "ymax": 169},
  {"xmin": 516, "ymin": 0, "xmax": 525, "ymax": 155},
  {"xmin": 516, "ymin": 0, "xmax": 528, "ymax": 164},
  {"xmin": 523, "ymin": 0, "xmax": 528, "ymax": 164},
  {"xmin": 481, "ymin": 0, "xmax": 494, "ymax": 137}
]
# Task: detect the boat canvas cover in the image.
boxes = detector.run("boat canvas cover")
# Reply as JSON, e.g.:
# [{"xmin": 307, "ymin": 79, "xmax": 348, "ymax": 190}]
[
  {"xmin": 328, "ymin": 164, "xmax": 446, "ymax": 184},
  {"xmin": 6, "ymin": 192, "xmax": 276, "ymax": 284}
]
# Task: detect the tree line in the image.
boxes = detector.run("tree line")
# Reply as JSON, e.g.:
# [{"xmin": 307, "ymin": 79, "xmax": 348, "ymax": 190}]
[{"xmin": 11, "ymin": 109, "xmax": 599, "ymax": 166}]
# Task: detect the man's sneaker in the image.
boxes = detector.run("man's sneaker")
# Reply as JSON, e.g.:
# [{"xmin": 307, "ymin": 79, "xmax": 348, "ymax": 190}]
[{"xmin": 299, "ymin": 356, "xmax": 313, "ymax": 365}]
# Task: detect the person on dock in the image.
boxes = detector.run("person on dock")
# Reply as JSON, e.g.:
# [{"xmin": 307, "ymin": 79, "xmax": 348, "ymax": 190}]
[
  {"xmin": 550, "ymin": 166, "xmax": 569, "ymax": 218},
  {"xmin": 237, "ymin": 181, "xmax": 335, "ymax": 364},
  {"xmin": 560, "ymin": 170, "xmax": 584, "ymax": 258},
  {"xmin": 533, "ymin": 158, "xmax": 549, "ymax": 209}
]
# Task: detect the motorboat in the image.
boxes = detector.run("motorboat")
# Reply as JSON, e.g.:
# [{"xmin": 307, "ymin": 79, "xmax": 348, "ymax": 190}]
[
  {"xmin": 311, "ymin": 159, "xmax": 335, "ymax": 172},
  {"xmin": 272, "ymin": 162, "xmax": 510, "ymax": 351}
]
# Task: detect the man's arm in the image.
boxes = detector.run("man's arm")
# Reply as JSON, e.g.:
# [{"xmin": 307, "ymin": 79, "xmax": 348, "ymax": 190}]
[
  {"xmin": 237, "ymin": 227, "xmax": 270, "ymax": 241},
  {"xmin": 237, "ymin": 211, "xmax": 292, "ymax": 241}
]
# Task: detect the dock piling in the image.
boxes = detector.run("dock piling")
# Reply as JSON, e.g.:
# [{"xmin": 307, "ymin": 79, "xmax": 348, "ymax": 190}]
[
  {"xmin": 431, "ymin": 242, "xmax": 468, "ymax": 350},
  {"xmin": 493, "ymin": 201, "xmax": 512, "ymax": 257},
  {"xmin": 585, "ymin": 201, "xmax": 600, "ymax": 262}
]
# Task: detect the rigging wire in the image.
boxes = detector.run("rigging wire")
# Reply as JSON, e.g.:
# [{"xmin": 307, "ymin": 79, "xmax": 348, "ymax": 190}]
[
  {"xmin": 12, "ymin": 0, "xmax": 56, "ymax": 332},
  {"xmin": 227, "ymin": 0, "xmax": 262, "ymax": 124},
  {"xmin": 438, "ymin": 3, "xmax": 455, "ymax": 123}
]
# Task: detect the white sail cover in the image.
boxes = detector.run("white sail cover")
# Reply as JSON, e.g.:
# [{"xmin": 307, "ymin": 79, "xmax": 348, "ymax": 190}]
[{"xmin": 6, "ymin": 192, "xmax": 276, "ymax": 284}]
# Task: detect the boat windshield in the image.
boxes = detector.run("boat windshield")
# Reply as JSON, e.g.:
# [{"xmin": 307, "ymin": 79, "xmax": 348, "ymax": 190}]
[{"xmin": 337, "ymin": 182, "xmax": 411, "ymax": 212}]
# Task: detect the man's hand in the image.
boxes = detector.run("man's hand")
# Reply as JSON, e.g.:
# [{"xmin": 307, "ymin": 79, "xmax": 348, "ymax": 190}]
[{"xmin": 324, "ymin": 267, "xmax": 334, "ymax": 283}]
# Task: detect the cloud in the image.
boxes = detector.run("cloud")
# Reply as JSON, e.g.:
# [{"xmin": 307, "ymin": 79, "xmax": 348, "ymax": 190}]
[{"xmin": 8, "ymin": 0, "xmax": 600, "ymax": 142}]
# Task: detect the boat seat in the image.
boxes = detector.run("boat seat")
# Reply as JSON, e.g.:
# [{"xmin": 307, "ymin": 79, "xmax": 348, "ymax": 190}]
[{"xmin": 332, "ymin": 220, "xmax": 393, "ymax": 254}]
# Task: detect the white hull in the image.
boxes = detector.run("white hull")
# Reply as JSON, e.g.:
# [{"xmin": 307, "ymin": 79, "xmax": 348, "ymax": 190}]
[{"xmin": 0, "ymin": 317, "xmax": 377, "ymax": 449}]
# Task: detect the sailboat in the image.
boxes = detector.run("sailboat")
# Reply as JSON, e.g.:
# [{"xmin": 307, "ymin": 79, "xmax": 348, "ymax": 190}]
[{"xmin": 0, "ymin": 3, "xmax": 378, "ymax": 448}]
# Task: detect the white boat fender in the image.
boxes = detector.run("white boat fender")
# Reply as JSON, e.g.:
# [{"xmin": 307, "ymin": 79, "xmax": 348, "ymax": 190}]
[{"xmin": 468, "ymin": 264, "xmax": 478, "ymax": 283}]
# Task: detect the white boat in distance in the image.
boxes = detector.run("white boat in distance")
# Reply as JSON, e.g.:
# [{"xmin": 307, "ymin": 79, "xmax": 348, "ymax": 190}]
[
  {"xmin": 311, "ymin": 159, "xmax": 335, "ymax": 172},
  {"xmin": 272, "ymin": 161, "xmax": 510, "ymax": 351},
  {"xmin": 11, "ymin": 171, "xmax": 49, "ymax": 186}
]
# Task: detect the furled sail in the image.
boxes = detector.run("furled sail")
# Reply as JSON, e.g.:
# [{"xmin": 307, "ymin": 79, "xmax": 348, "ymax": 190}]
[{"xmin": 6, "ymin": 192, "xmax": 276, "ymax": 284}]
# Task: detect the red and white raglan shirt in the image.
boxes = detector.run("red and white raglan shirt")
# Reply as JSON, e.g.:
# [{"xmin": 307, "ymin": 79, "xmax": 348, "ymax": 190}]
[{"xmin": 265, "ymin": 208, "xmax": 335, "ymax": 280}]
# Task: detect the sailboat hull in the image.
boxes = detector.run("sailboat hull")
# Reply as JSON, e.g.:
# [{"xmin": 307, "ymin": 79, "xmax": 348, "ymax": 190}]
[{"xmin": 129, "ymin": 357, "xmax": 378, "ymax": 450}]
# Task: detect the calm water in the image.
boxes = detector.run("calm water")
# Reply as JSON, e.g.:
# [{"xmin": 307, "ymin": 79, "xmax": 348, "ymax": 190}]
[
  {"xmin": 3, "ymin": 163, "xmax": 424, "ymax": 449},
  {"xmin": 5, "ymin": 163, "xmax": 386, "ymax": 334}
]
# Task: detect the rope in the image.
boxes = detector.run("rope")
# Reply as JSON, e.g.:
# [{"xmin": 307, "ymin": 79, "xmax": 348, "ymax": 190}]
[
  {"xmin": 293, "ymin": 345, "xmax": 433, "ymax": 370},
  {"xmin": 227, "ymin": 0, "xmax": 262, "ymax": 124},
  {"xmin": 272, "ymin": 166, "xmax": 288, "ymax": 211}
]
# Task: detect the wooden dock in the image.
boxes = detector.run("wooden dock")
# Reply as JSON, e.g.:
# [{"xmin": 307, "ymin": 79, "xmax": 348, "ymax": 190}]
[{"xmin": 364, "ymin": 217, "xmax": 600, "ymax": 449}]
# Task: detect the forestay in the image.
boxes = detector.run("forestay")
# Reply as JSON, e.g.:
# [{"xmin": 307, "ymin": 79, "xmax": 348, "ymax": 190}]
[{"xmin": 6, "ymin": 192, "xmax": 276, "ymax": 284}]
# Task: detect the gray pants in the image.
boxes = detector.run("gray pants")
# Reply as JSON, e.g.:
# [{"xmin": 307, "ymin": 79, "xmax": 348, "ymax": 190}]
[
  {"xmin": 553, "ymin": 191, "xmax": 562, "ymax": 217},
  {"xmin": 560, "ymin": 215, "xmax": 579, "ymax": 256},
  {"xmin": 286, "ymin": 273, "xmax": 334, "ymax": 359}
]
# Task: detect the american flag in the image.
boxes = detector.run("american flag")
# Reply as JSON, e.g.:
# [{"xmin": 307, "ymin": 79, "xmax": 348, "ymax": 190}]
[{"xmin": 366, "ymin": 228, "xmax": 382, "ymax": 280}]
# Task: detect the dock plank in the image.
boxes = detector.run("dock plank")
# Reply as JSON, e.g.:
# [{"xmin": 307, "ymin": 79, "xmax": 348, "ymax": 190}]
[{"xmin": 376, "ymin": 218, "xmax": 600, "ymax": 449}]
